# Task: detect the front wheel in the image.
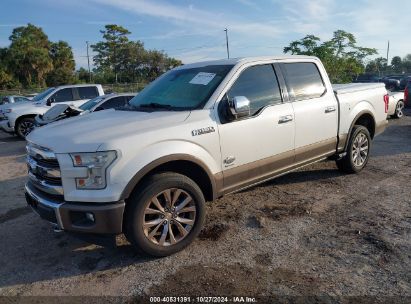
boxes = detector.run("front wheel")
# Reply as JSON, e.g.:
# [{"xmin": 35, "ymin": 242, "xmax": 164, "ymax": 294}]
[
  {"xmin": 16, "ymin": 117, "xmax": 35, "ymax": 139},
  {"xmin": 124, "ymin": 172, "xmax": 205, "ymax": 257},
  {"xmin": 393, "ymin": 100, "xmax": 404, "ymax": 118},
  {"xmin": 336, "ymin": 125, "xmax": 371, "ymax": 173}
]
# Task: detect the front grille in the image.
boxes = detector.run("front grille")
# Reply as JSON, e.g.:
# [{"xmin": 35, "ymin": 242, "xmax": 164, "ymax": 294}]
[{"xmin": 26, "ymin": 143, "xmax": 63, "ymax": 196}]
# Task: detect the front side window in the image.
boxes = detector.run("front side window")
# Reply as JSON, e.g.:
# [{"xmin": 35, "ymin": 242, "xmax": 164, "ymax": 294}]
[
  {"xmin": 79, "ymin": 96, "xmax": 105, "ymax": 111},
  {"xmin": 78, "ymin": 86, "xmax": 98, "ymax": 99},
  {"xmin": 228, "ymin": 64, "xmax": 282, "ymax": 116},
  {"xmin": 101, "ymin": 96, "xmax": 126, "ymax": 109},
  {"xmin": 51, "ymin": 88, "xmax": 74, "ymax": 103},
  {"xmin": 128, "ymin": 65, "xmax": 233, "ymax": 110},
  {"xmin": 281, "ymin": 62, "xmax": 326, "ymax": 101}
]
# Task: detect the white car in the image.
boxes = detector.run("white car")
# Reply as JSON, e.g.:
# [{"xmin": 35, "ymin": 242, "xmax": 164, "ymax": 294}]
[
  {"xmin": 34, "ymin": 93, "xmax": 136, "ymax": 127},
  {"xmin": 0, "ymin": 84, "xmax": 104, "ymax": 138},
  {"xmin": 25, "ymin": 56, "xmax": 388, "ymax": 256},
  {"xmin": 387, "ymin": 90, "xmax": 405, "ymax": 118}
]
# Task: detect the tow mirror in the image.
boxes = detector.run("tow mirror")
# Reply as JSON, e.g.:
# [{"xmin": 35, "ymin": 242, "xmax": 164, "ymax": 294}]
[{"xmin": 229, "ymin": 96, "xmax": 251, "ymax": 119}]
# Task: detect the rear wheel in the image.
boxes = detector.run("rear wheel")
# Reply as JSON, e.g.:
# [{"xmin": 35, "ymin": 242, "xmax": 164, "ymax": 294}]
[
  {"xmin": 16, "ymin": 117, "xmax": 35, "ymax": 139},
  {"xmin": 336, "ymin": 125, "xmax": 371, "ymax": 173},
  {"xmin": 124, "ymin": 172, "xmax": 205, "ymax": 256},
  {"xmin": 393, "ymin": 100, "xmax": 404, "ymax": 118}
]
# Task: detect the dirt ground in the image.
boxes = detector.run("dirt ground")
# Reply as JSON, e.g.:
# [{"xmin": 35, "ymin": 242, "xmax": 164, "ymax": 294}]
[{"xmin": 0, "ymin": 110, "xmax": 410, "ymax": 303}]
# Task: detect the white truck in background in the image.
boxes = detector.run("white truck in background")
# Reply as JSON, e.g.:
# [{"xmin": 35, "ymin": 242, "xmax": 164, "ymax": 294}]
[
  {"xmin": 0, "ymin": 84, "xmax": 104, "ymax": 138},
  {"xmin": 24, "ymin": 56, "xmax": 388, "ymax": 256}
]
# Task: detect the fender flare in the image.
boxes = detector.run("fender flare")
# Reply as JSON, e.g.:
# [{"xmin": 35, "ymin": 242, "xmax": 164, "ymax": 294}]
[{"xmin": 119, "ymin": 154, "xmax": 222, "ymax": 201}]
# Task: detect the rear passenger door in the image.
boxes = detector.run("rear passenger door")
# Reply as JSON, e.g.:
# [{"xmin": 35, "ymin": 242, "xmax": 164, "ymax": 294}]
[
  {"xmin": 280, "ymin": 62, "xmax": 338, "ymax": 162},
  {"xmin": 217, "ymin": 64, "xmax": 295, "ymax": 193}
]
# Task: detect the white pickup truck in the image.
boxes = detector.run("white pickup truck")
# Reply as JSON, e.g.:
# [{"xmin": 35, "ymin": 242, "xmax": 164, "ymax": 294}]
[
  {"xmin": 25, "ymin": 56, "xmax": 388, "ymax": 256},
  {"xmin": 0, "ymin": 84, "xmax": 104, "ymax": 138}
]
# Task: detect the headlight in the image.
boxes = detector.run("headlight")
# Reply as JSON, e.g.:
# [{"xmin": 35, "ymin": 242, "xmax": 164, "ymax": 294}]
[{"xmin": 70, "ymin": 151, "xmax": 117, "ymax": 189}]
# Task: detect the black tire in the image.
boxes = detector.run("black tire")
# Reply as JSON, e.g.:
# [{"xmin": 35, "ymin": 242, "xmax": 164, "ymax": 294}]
[
  {"xmin": 124, "ymin": 172, "xmax": 205, "ymax": 257},
  {"xmin": 16, "ymin": 117, "xmax": 35, "ymax": 139},
  {"xmin": 393, "ymin": 100, "xmax": 404, "ymax": 119},
  {"xmin": 336, "ymin": 125, "xmax": 371, "ymax": 174}
]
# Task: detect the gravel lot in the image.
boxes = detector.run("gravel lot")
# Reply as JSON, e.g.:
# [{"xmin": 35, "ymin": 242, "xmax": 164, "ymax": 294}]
[{"xmin": 0, "ymin": 110, "xmax": 410, "ymax": 303}]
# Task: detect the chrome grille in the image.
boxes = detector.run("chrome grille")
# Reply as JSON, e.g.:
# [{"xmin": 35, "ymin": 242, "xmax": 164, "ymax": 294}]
[{"xmin": 26, "ymin": 143, "xmax": 63, "ymax": 196}]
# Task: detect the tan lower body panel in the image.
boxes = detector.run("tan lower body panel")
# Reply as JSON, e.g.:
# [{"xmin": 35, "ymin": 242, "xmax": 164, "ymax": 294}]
[{"xmin": 220, "ymin": 137, "xmax": 337, "ymax": 195}]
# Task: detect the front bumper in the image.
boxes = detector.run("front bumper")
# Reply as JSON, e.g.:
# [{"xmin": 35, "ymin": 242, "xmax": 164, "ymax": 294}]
[
  {"xmin": 0, "ymin": 119, "xmax": 14, "ymax": 133},
  {"xmin": 25, "ymin": 181, "xmax": 125, "ymax": 234}
]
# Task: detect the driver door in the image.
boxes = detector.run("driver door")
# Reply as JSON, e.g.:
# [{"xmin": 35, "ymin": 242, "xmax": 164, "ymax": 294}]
[{"xmin": 217, "ymin": 63, "xmax": 295, "ymax": 193}]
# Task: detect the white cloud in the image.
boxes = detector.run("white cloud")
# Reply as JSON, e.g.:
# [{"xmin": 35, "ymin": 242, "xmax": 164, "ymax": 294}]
[{"xmin": 91, "ymin": 0, "xmax": 282, "ymax": 38}]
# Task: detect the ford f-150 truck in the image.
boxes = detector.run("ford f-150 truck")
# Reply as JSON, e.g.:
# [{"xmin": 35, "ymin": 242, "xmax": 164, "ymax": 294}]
[
  {"xmin": 25, "ymin": 56, "xmax": 388, "ymax": 256},
  {"xmin": 0, "ymin": 84, "xmax": 104, "ymax": 138}
]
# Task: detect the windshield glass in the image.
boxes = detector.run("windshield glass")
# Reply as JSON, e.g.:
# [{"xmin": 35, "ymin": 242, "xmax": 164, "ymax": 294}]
[
  {"xmin": 79, "ymin": 96, "xmax": 105, "ymax": 111},
  {"xmin": 128, "ymin": 65, "xmax": 233, "ymax": 110},
  {"xmin": 32, "ymin": 88, "xmax": 55, "ymax": 102}
]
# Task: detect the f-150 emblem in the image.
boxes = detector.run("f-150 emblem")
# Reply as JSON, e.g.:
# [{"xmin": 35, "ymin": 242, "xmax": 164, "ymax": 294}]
[{"xmin": 191, "ymin": 126, "xmax": 215, "ymax": 136}]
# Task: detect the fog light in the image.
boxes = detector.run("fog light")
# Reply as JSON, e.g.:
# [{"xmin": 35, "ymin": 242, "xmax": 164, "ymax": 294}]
[{"xmin": 85, "ymin": 212, "xmax": 95, "ymax": 222}]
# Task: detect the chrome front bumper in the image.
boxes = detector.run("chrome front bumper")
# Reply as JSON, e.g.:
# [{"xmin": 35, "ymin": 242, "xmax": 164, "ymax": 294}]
[{"xmin": 25, "ymin": 181, "xmax": 125, "ymax": 234}]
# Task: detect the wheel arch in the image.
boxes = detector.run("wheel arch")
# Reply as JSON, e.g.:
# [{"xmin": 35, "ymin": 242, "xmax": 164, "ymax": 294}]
[
  {"xmin": 344, "ymin": 110, "xmax": 376, "ymax": 152},
  {"xmin": 14, "ymin": 114, "xmax": 36, "ymax": 133},
  {"xmin": 120, "ymin": 154, "xmax": 222, "ymax": 203}
]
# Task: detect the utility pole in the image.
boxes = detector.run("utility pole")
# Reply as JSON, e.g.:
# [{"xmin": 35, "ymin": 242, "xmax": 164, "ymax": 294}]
[
  {"xmin": 224, "ymin": 28, "xmax": 230, "ymax": 59},
  {"xmin": 386, "ymin": 40, "xmax": 390, "ymax": 67},
  {"xmin": 86, "ymin": 41, "xmax": 91, "ymax": 82}
]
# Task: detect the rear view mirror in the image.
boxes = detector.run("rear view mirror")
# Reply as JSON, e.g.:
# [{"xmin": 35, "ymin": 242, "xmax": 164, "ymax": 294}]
[{"xmin": 229, "ymin": 96, "xmax": 251, "ymax": 119}]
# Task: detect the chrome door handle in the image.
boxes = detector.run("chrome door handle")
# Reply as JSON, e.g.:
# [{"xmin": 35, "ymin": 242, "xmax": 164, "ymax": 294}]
[
  {"xmin": 325, "ymin": 106, "xmax": 336, "ymax": 113},
  {"xmin": 278, "ymin": 115, "xmax": 293, "ymax": 124}
]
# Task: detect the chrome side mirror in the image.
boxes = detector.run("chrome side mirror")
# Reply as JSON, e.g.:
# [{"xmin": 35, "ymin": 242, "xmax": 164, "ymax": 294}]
[{"xmin": 229, "ymin": 96, "xmax": 250, "ymax": 119}]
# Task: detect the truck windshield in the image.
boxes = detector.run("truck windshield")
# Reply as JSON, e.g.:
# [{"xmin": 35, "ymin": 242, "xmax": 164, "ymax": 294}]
[
  {"xmin": 32, "ymin": 88, "xmax": 55, "ymax": 102},
  {"xmin": 128, "ymin": 65, "xmax": 233, "ymax": 110}
]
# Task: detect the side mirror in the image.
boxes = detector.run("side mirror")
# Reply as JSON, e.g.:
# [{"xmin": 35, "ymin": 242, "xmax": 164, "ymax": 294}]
[
  {"xmin": 229, "ymin": 96, "xmax": 251, "ymax": 119},
  {"xmin": 46, "ymin": 98, "xmax": 55, "ymax": 106}
]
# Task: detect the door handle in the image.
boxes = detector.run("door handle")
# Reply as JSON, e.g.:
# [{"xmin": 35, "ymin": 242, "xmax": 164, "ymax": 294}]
[
  {"xmin": 325, "ymin": 106, "xmax": 336, "ymax": 113},
  {"xmin": 278, "ymin": 115, "xmax": 293, "ymax": 124}
]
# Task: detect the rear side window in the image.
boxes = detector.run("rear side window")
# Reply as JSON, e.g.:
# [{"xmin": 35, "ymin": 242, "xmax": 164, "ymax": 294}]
[
  {"xmin": 281, "ymin": 62, "xmax": 326, "ymax": 101},
  {"xmin": 52, "ymin": 88, "xmax": 74, "ymax": 102},
  {"xmin": 228, "ymin": 64, "xmax": 282, "ymax": 115},
  {"xmin": 78, "ymin": 86, "xmax": 98, "ymax": 99},
  {"xmin": 101, "ymin": 96, "xmax": 126, "ymax": 109}
]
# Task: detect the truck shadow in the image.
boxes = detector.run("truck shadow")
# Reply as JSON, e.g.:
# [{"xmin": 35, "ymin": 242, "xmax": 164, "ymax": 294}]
[{"xmin": 0, "ymin": 210, "xmax": 157, "ymax": 288}]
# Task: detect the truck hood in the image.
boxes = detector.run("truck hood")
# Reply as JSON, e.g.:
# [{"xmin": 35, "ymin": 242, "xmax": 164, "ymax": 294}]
[{"xmin": 27, "ymin": 109, "xmax": 191, "ymax": 153}]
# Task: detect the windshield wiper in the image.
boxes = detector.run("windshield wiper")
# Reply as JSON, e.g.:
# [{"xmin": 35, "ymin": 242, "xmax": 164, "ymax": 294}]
[{"xmin": 139, "ymin": 103, "xmax": 172, "ymax": 109}]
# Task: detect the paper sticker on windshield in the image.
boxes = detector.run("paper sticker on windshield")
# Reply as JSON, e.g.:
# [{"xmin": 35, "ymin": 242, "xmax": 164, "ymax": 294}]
[{"xmin": 189, "ymin": 72, "xmax": 216, "ymax": 85}]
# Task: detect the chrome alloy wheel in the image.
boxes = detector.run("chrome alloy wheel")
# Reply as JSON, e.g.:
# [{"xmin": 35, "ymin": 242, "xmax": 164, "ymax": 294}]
[
  {"xmin": 19, "ymin": 120, "xmax": 34, "ymax": 137},
  {"xmin": 143, "ymin": 188, "xmax": 196, "ymax": 246},
  {"xmin": 351, "ymin": 132, "xmax": 369, "ymax": 167},
  {"xmin": 396, "ymin": 100, "xmax": 404, "ymax": 118}
]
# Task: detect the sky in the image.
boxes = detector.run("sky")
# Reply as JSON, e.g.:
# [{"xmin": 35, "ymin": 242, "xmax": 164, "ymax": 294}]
[{"xmin": 0, "ymin": 0, "xmax": 410, "ymax": 69}]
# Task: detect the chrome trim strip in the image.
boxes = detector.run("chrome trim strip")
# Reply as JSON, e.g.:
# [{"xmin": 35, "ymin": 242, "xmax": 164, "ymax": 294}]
[
  {"xmin": 27, "ymin": 156, "xmax": 61, "ymax": 178},
  {"xmin": 28, "ymin": 171, "xmax": 64, "ymax": 195},
  {"xmin": 25, "ymin": 182, "xmax": 64, "ymax": 229},
  {"xmin": 26, "ymin": 143, "xmax": 56, "ymax": 160}
]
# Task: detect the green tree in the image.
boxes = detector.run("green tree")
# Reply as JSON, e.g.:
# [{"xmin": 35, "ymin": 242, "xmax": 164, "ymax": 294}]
[
  {"xmin": 92, "ymin": 24, "xmax": 131, "ymax": 83},
  {"xmin": 391, "ymin": 56, "xmax": 402, "ymax": 73},
  {"xmin": 8, "ymin": 24, "xmax": 53, "ymax": 87},
  {"xmin": 46, "ymin": 41, "xmax": 75, "ymax": 86},
  {"xmin": 365, "ymin": 57, "xmax": 387, "ymax": 74},
  {"xmin": 284, "ymin": 30, "xmax": 377, "ymax": 83}
]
